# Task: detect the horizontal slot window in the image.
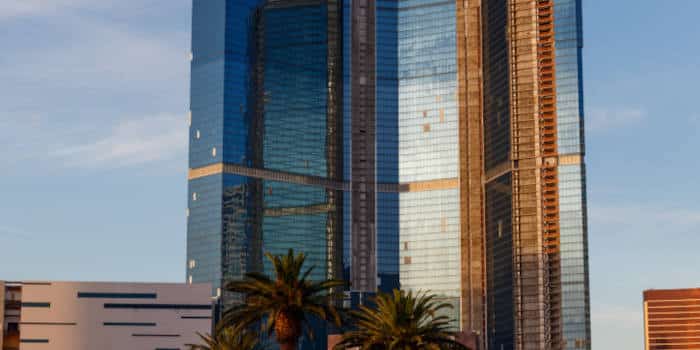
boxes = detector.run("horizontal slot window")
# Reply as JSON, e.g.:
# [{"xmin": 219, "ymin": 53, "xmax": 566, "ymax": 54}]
[
  {"xmin": 104, "ymin": 303, "xmax": 211, "ymax": 310},
  {"xmin": 20, "ymin": 339, "xmax": 50, "ymax": 343},
  {"xmin": 132, "ymin": 334, "xmax": 181, "ymax": 337},
  {"xmin": 104, "ymin": 322, "xmax": 156, "ymax": 327},
  {"xmin": 21, "ymin": 322, "xmax": 76, "ymax": 326},
  {"xmin": 22, "ymin": 302, "xmax": 51, "ymax": 308},
  {"xmin": 78, "ymin": 292, "xmax": 157, "ymax": 299}
]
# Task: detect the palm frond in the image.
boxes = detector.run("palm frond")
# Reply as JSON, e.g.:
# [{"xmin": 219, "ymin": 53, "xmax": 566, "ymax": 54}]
[
  {"xmin": 335, "ymin": 289, "xmax": 469, "ymax": 350},
  {"xmin": 186, "ymin": 328, "xmax": 261, "ymax": 350},
  {"xmin": 220, "ymin": 249, "xmax": 345, "ymax": 349}
]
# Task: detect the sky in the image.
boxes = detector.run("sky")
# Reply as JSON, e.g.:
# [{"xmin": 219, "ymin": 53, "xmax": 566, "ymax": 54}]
[{"xmin": 0, "ymin": 0, "xmax": 699, "ymax": 349}]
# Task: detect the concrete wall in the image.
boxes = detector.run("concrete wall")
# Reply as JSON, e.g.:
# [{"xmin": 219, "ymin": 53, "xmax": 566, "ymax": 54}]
[{"xmin": 16, "ymin": 281, "xmax": 212, "ymax": 350}]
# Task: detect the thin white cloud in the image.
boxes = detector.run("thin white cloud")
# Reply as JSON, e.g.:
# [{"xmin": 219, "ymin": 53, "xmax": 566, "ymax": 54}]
[
  {"xmin": 590, "ymin": 205, "xmax": 700, "ymax": 227},
  {"xmin": 587, "ymin": 107, "xmax": 646, "ymax": 132},
  {"xmin": 0, "ymin": 0, "xmax": 190, "ymax": 172},
  {"xmin": 0, "ymin": 0, "xmax": 102, "ymax": 20},
  {"xmin": 51, "ymin": 114, "xmax": 187, "ymax": 168},
  {"xmin": 4, "ymin": 16, "xmax": 188, "ymax": 89}
]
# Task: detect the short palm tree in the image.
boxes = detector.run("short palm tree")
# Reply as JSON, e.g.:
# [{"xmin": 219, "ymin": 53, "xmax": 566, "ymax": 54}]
[
  {"xmin": 335, "ymin": 289, "xmax": 469, "ymax": 350},
  {"xmin": 187, "ymin": 327, "xmax": 260, "ymax": 350},
  {"xmin": 221, "ymin": 249, "xmax": 345, "ymax": 350}
]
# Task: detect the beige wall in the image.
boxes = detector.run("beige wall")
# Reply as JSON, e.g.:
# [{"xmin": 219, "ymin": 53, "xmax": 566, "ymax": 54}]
[{"xmin": 17, "ymin": 281, "xmax": 212, "ymax": 350}]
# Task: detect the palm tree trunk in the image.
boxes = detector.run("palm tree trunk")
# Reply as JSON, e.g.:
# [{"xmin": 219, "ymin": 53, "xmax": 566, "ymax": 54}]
[{"xmin": 279, "ymin": 341, "xmax": 297, "ymax": 350}]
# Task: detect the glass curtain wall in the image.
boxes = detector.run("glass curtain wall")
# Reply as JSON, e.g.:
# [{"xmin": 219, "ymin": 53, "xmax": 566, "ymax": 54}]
[
  {"xmin": 397, "ymin": 0, "xmax": 461, "ymax": 323},
  {"xmin": 555, "ymin": 0, "xmax": 591, "ymax": 348}
]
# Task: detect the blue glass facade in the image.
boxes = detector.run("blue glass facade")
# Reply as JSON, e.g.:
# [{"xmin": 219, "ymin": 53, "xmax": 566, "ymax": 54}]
[
  {"xmin": 555, "ymin": 0, "xmax": 585, "ymax": 156},
  {"xmin": 261, "ymin": 4, "xmax": 329, "ymax": 177},
  {"xmin": 397, "ymin": 0, "xmax": 461, "ymax": 322},
  {"xmin": 339, "ymin": 0, "xmax": 400, "ymax": 293},
  {"xmin": 558, "ymin": 164, "xmax": 591, "ymax": 350},
  {"xmin": 188, "ymin": 1, "xmax": 343, "ymax": 348},
  {"xmin": 555, "ymin": 0, "xmax": 591, "ymax": 349},
  {"xmin": 188, "ymin": 0, "xmax": 263, "ymax": 295},
  {"xmin": 375, "ymin": 0, "xmax": 400, "ymax": 292},
  {"xmin": 187, "ymin": 0, "xmax": 590, "ymax": 348}
]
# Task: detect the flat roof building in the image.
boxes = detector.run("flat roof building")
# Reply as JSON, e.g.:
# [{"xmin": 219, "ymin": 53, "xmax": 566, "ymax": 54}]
[
  {"xmin": 644, "ymin": 288, "xmax": 700, "ymax": 350},
  {"xmin": 1, "ymin": 281, "xmax": 212, "ymax": 350}
]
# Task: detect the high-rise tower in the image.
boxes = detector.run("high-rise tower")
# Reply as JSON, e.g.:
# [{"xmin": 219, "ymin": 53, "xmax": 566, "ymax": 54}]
[
  {"xmin": 449, "ymin": 0, "xmax": 591, "ymax": 349},
  {"xmin": 186, "ymin": 0, "xmax": 590, "ymax": 349}
]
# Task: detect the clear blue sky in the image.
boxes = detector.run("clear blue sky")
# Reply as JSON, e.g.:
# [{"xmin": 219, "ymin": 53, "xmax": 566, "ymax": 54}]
[{"xmin": 0, "ymin": 1, "xmax": 698, "ymax": 349}]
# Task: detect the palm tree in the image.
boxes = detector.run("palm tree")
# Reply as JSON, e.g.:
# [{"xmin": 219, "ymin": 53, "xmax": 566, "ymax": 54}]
[
  {"xmin": 335, "ymin": 289, "xmax": 469, "ymax": 350},
  {"xmin": 186, "ymin": 327, "xmax": 260, "ymax": 350},
  {"xmin": 220, "ymin": 249, "xmax": 345, "ymax": 350}
]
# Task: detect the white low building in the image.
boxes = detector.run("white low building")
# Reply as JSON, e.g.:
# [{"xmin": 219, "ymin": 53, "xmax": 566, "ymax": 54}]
[{"xmin": 1, "ymin": 281, "xmax": 213, "ymax": 350}]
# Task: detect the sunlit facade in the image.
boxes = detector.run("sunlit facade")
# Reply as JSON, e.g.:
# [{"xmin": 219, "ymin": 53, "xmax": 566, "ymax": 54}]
[
  {"xmin": 644, "ymin": 289, "xmax": 700, "ymax": 350},
  {"xmin": 187, "ymin": 0, "xmax": 590, "ymax": 349},
  {"xmin": 1, "ymin": 281, "xmax": 211, "ymax": 350}
]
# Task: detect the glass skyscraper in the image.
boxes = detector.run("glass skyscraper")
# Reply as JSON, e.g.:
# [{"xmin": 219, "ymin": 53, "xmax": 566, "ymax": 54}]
[{"xmin": 186, "ymin": 0, "xmax": 591, "ymax": 349}]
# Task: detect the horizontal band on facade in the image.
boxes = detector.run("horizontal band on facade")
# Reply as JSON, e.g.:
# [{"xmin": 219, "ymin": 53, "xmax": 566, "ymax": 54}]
[
  {"xmin": 397, "ymin": 178, "xmax": 459, "ymax": 192},
  {"xmin": 264, "ymin": 203, "xmax": 334, "ymax": 217},
  {"xmin": 648, "ymin": 310, "xmax": 700, "ymax": 315},
  {"xmin": 649, "ymin": 330, "xmax": 700, "ymax": 334},
  {"xmin": 263, "ymin": 0, "xmax": 325, "ymax": 10},
  {"xmin": 483, "ymin": 154, "xmax": 584, "ymax": 184},
  {"xmin": 20, "ymin": 322, "xmax": 77, "ymax": 326},
  {"xmin": 648, "ymin": 335, "xmax": 700, "ymax": 340},
  {"xmin": 104, "ymin": 322, "xmax": 157, "ymax": 327},
  {"xmin": 188, "ymin": 163, "xmax": 458, "ymax": 192},
  {"xmin": 648, "ymin": 298, "xmax": 700, "ymax": 303},
  {"xmin": 104, "ymin": 303, "xmax": 211, "ymax": 310},
  {"xmin": 20, "ymin": 339, "xmax": 50, "ymax": 343},
  {"xmin": 188, "ymin": 163, "xmax": 343, "ymax": 190},
  {"xmin": 560, "ymin": 154, "xmax": 583, "ymax": 165},
  {"xmin": 485, "ymin": 161, "xmax": 512, "ymax": 183},
  {"xmin": 21, "ymin": 302, "xmax": 51, "ymax": 308},
  {"xmin": 78, "ymin": 292, "xmax": 157, "ymax": 299},
  {"xmin": 648, "ymin": 305, "xmax": 700, "ymax": 309}
]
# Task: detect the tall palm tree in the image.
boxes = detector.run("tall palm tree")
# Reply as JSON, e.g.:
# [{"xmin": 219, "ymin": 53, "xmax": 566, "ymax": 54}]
[
  {"xmin": 335, "ymin": 289, "xmax": 469, "ymax": 350},
  {"xmin": 221, "ymin": 249, "xmax": 345, "ymax": 350},
  {"xmin": 187, "ymin": 327, "xmax": 260, "ymax": 350}
]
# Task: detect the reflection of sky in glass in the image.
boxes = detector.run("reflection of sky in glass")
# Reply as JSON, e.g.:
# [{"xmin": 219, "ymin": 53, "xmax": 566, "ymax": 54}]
[
  {"xmin": 376, "ymin": 0, "xmax": 401, "ymax": 292},
  {"xmin": 186, "ymin": 1, "xmax": 591, "ymax": 347},
  {"xmin": 398, "ymin": 0, "xmax": 458, "ymax": 183},
  {"xmin": 397, "ymin": 0, "xmax": 460, "ymax": 324},
  {"xmin": 261, "ymin": 180, "xmax": 330, "ymax": 282},
  {"xmin": 262, "ymin": 4, "xmax": 329, "ymax": 178},
  {"xmin": 188, "ymin": 0, "xmax": 263, "ymax": 298},
  {"xmin": 559, "ymin": 163, "xmax": 591, "ymax": 350},
  {"xmin": 555, "ymin": 0, "xmax": 591, "ymax": 348},
  {"xmin": 188, "ymin": 174, "xmax": 224, "ymax": 295}
]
